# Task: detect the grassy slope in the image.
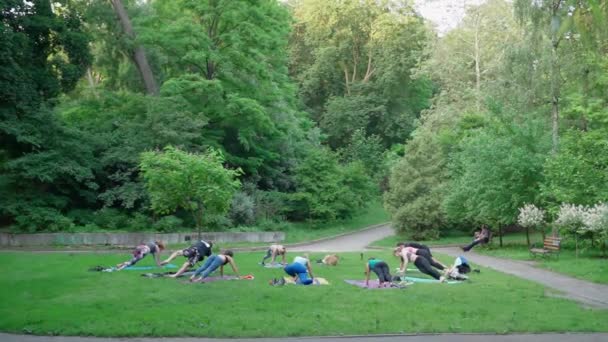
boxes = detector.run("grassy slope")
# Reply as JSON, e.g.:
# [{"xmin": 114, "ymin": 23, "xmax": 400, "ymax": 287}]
[{"xmin": 0, "ymin": 250, "xmax": 606, "ymax": 337}]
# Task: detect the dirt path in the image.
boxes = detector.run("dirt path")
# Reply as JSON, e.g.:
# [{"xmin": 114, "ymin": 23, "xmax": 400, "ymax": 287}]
[{"xmin": 434, "ymin": 247, "xmax": 608, "ymax": 308}]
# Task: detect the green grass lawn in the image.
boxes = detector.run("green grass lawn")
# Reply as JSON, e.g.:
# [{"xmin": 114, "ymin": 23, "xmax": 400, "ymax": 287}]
[
  {"xmin": 476, "ymin": 245, "xmax": 608, "ymax": 284},
  {"xmin": 0, "ymin": 250, "xmax": 606, "ymax": 337}
]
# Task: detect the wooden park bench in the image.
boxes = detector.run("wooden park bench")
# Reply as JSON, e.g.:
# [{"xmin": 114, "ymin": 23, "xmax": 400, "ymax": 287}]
[{"xmin": 529, "ymin": 236, "xmax": 561, "ymax": 259}]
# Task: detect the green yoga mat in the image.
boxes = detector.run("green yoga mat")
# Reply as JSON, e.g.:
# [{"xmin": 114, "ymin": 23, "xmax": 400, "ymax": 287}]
[{"xmin": 404, "ymin": 276, "xmax": 461, "ymax": 284}]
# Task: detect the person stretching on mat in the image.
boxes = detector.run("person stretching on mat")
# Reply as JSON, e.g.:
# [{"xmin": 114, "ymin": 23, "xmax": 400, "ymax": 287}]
[
  {"xmin": 394, "ymin": 246, "xmax": 446, "ymax": 282},
  {"xmin": 396, "ymin": 244, "xmax": 447, "ymax": 270},
  {"xmin": 190, "ymin": 250, "xmax": 239, "ymax": 282},
  {"xmin": 161, "ymin": 240, "xmax": 213, "ymax": 278},
  {"xmin": 116, "ymin": 241, "xmax": 165, "ymax": 270},
  {"xmin": 284, "ymin": 255, "xmax": 314, "ymax": 285},
  {"xmin": 365, "ymin": 257, "xmax": 393, "ymax": 288},
  {"xmin": 261, "ymin": 244, "xmax": 287, "ymax": 265}
]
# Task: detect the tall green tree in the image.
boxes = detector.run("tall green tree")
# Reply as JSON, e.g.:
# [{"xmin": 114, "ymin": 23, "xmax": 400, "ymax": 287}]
[
  {"xmin": 0, "ymin": 0, "xmax": 93, "ymax": 231},
  {"xmin": 290, "ymin": 0, "xmax": 432, "ymax": 148}
]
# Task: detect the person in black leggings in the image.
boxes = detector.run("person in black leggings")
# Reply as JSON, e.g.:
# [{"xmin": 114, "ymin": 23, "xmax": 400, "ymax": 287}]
[
  {"xmin": 394, "ymin": 247, "xmax": 446, "ymax": 282},
  {"xmin": 365, "ymin": 258, "xmax": 393, "ymax": 288},
  {"xmin": 397, "ymin": 244, "xmax": 447, "ymax": 270}
]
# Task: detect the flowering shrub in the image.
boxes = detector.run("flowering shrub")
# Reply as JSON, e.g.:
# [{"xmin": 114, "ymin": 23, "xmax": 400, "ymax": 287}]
[
  {"xmin": 517, "ymin": 204, "xmax": 545, "ymax": 228},
  {"xmin": 555, "ymin": 203, "xmax": 587, "ymax": 235},
  {"xmin": 582, "ymin": 203, "xmax": 608, "ymax": 238}
]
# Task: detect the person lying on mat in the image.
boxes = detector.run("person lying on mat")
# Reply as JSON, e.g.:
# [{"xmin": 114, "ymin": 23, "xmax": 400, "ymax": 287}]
[
  {"xmin": 365, "ymin": 257, "xmax": 393, "ymax": 288},
  {"xmin": 395, "ymin": 244, "xmax": 447, "ymax": 270},
  {"xmin": 284, "ymin": 255, "xmax": 315, "ymax": 285},
  {"xmin": 116, "ymin": 241, "xmax": 165, "ymax": 270},
  {"xmin": 394, "ymin": 246, "xmax": 446, "ymax": 282},
  {"xmin": 161, "ymin": 240, "xmax": 213, "ymax": 278},
  {"xmin": 190, "ymin": 250, "xmax": 239, "ymax": 282},
  {"xmin": 261, "ymin": 244, "xmax": 287, "ymax": 265}
]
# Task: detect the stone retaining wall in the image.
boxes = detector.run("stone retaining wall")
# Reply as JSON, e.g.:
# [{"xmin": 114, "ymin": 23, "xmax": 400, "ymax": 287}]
[{"xmin": 0, "ymin": 231, "xmax": 285, "ymax": 247}]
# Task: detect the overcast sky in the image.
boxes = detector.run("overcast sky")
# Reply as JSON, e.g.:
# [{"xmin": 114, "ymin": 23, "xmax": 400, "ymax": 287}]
[{"xmin": 414, "ymin": 0, "xmax": 487, "ymax": 35}]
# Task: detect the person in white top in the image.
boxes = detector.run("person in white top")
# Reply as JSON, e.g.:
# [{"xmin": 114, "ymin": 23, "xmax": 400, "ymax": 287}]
[{"xmin": 283, "ymin": 255, "xmax": 314, "ymax": 285}]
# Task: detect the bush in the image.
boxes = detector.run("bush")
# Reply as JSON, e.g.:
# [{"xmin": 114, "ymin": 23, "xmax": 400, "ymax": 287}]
[
  {"xmin": 126, "ymin": 213, "xmax": 152, "ymax": 231},
  {"xmin": 13, "ymin": 208, "xmax": 75, "ymax": 233},
  {"xmin": 202, "ymin": 213, "xmax": 232, "ymax": 231},
  {"xmin": 153, "ymin": 215, "xmax": 184, "ymax": 232},
  {"xmin": 93, "ymin": 208, "xmax": 131, "ymax": 230},
  {"xmin": 229, "ymin": 192, "xmax": 255, "ymax": 226}
]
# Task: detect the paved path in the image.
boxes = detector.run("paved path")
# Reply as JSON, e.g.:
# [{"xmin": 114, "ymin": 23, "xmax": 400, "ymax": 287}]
[
  {"xmin": 435, "ymin": 247, "xmax": 608, "ymax": 308},
  {"xmin": 2, "ymin": 333, "xmax": 607, "ymax": 342},
  {"xmin": 290, "ymin": 223, "xmax": 394, "ymax": 252}
]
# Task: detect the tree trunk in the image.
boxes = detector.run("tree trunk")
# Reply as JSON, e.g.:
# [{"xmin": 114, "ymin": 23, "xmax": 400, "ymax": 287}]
[
  {"xmin": 541, "ymin": 225, "xmax": 546, "ymax": 241},
  {"xmin": 192, "ymin": 204, "xmax": 204, "ymax": 240},
  {"xmin": 110, "ymin": 0, "xmax": 159, "ymax": 96},
  {"xmin": 525, "ymin": 226, "xmax": 530, "ymax": 248},
  {"xmin": 498, "ymin": 224, "xmax": 503, "ymax": 247},
  {"xmin": 474, "ymin": 21, "xmax": 481, "ymax": 111},
  {"xmin": 86, "ymin": 68, "xmax": 99, "ymax": 98},
  {"xmin": 550, "ymin": 11, "xmax": 561, "ymax": 154}
]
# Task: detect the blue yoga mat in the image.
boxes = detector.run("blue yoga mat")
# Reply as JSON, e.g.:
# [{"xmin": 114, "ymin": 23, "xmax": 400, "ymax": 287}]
[
  {"xmin": 124, "ymin": 264, "xmax": 178, "ymax": 271},
  {"xmin": 404, "ymin": 276, "xmax": 461, "ymax": 284}
]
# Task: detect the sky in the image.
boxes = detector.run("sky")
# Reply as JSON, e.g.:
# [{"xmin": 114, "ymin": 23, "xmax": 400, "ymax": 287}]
[{"xmin": 414, "ymin": 0, "xmax": 488, "ymax": 36}]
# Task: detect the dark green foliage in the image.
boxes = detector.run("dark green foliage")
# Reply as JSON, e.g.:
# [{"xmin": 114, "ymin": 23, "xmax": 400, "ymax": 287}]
[
  {"xmin": 0, "ymin": 0, "xmax": 93, "ymax": 231},
  {"xmin": 542, "ymin": 129, "xmax": 608, "ymax": 208},
  {"xmin": 445, "ymin": 116, "xmax": 550, "ymax": 227},
  {"xmin": 289, "ymin": 146, "xmax": 374, "ymax": 222}
]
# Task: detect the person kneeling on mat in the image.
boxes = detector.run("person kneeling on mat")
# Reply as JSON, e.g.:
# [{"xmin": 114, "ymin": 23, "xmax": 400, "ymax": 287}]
[
  {"xmin": 365, "ymin": 257, "xmax": 392, "ymax": 288},
  {"xmin": 261, "ymin": 244, "xmax": 287, "ymax": 265},
  {"xmin": 190, "ymin": 250, "xmax": 239, "ymax": 282},
  {"xmin": 284, "ymin": 255, "xmax": 314, "ymax": 285},
  {"xmin": 116, "ymin": 241, "xmax": 165, "ymax": 270},
  {"xmin": 394, "ymin": 246, "xmax": 446, "ymax": 282},
  {"xmin": 162, "ymin": 240, "xmax": 214, "ymax": 278}
]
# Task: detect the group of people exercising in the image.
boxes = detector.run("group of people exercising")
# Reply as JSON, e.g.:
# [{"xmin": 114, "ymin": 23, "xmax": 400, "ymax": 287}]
[{"xmin": 116, "ymin": 239, "xmax": 465, "ymax": 287}]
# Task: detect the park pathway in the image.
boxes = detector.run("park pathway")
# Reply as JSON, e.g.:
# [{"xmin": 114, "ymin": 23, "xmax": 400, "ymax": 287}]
[
  {"xmin": 289, "ymin": 223, "xmax": 394, "ymax": 252},
  {"xmin": 434, "ymin": 246, "xmax": 608, "ymax": 308}
]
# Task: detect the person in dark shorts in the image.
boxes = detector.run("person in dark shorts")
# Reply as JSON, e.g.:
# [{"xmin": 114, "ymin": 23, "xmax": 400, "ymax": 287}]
[
  {"xmin": 365, "ymin": 257, "xmax": 392, "ymax": 288},
  {"xmin": 161, "ymin": 240, "xmax": 213, "ymax": 278},
  {"xmin": 261, "ymin": 244, "xmax": 287, "ymax": 265},
  {"xmin": 396, "ymin": 241, "xmax": 430, "ymax": 251},
  {"xmin": 116, "ymin": 241, "xmax": 165, "ymax": 270},
  {"xmin": 394, "ymin": 246, "xmax": 446, "ymax": 282}
]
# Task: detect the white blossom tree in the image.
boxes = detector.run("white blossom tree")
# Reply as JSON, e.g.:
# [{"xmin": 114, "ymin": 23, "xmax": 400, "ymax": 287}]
[
  {"xmin": 518, "ymin": 204, "xmax": 546, "ymax": 247},
  {"xmin": 555, "ymin": 203, "xmax": 587, "ymax": 257}
]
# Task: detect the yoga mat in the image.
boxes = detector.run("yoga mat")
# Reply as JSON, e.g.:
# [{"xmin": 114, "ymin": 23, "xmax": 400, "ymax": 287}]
[
  {"xmin": 403, "ymin": 276, "xmax": 461, "ymax": 284},
  {"xmin": 283, "ymin": 277, "xmax": 329, "ymax": 285},
  {"xmin": 262, "ymin": 263, "xmax": 285, "ymax": 268},
  {"xmin": 189, "ymin": 274, "xmax": 255, "ymax": 283},
  {"xmin": 141, "ymin": 271, "xmax": 195, "ymax": 278},
  {"xmin": 344, "ymin": 280, "xmax": 410, "ymax": 289},
  {"xmin": 124, "ymin": 263, "xmax": 178, "ymax": 271}
]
